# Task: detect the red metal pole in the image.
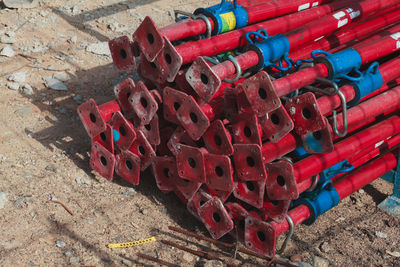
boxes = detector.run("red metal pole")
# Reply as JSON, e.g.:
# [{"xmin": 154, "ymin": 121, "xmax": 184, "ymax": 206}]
[
  {"xmin": 268, "ymin": 152, "xmax": 398, "ymax": 255},
  {"xmin": 289, "ymin": 7, "xmax": 400, "ymax": 62},
  {"xmin": 258, "ymin": 84, "xmax": 400, "ymax": 163},
  {"xmin": 161, "ymin": 0, "xmax": 333, "ymax": 43},
  {"xmin": 153, "ymin": 0, "xmax": 353, "ymax": 82},
  {"xmin": 175, "ymin": 1, "xmax": 346, "ymax": 64},
  {"xmin": 188, "ymin": 1, "xmax": 400, "ymax": 102},
  {"xmin": 294, "ymin": 116, "xmax": 400, "ymax": 190},
  {"xmin": 288, "ymin": 0, "xmax": 400, "ymax": 48},
  {"xmin": 335, "ymin": 152, "xmax": 398, "ymax": 199},
  {"xmin": 77, "ymin": 99, "xmax": 121, "ymax": 138},
  {"xmin": 317, "ymin": 56, "xmax": 400, "ymax": 116},
  {"xmin": 346, "ymin": 134, "xmax": 400, "ymax": 173},
  {"xmin": 239, "ymin": 56, "xmax": 400, "ymax": 167},
  {"xmin": 333, "ymin": 86, "xmax": 400, "ymax": 131},
  {"xmin": 272, "ymin": 28, "xmax": 400, "ymax": 98},
  {"xmin": 265, "ymin": 116, "xmax": 400, "ymax": 200}
]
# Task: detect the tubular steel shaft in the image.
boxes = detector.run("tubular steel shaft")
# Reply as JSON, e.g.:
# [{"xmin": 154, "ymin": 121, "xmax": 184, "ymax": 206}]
[
  {"xmin": 160, "ymin": 0, "xmax": 332, "ymax": 43},
  {"xmin": 177, "ymin": 0, "xmax": 351, "ymax": 65},
  {"xmin": 293, "ymin": 116, "xmax": 400, "ymax": 185},
  {"xmin": 290, "ymin": 7, "xmax": 400, "ymax": 61},
  {"xmin": 317, "ymin": 56, "xmax": 400, "ymax": 115},
  {"xmin": 202, "ymin": 0, "xmax": 398, "ymax": 83},
  {"xmin": 261, "ymin": 83, "xmax": 400, "ymax": 164},
  {"xmin": 273, "ymin": 29, "xmax": 400, "ymax": 98},
  {"xmin": 334, "ymin": 86, "xmax": 400, "ymax": 131},
  {"xmin": 271, "ymin": 151, "xmax": 398, "ymax": 242},
  {"xmin": 346, "ymin": 135, "xmax": 400, "ymax": 174}
]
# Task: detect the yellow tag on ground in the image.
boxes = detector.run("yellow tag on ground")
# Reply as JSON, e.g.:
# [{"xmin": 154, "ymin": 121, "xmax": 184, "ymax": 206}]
[{"xmin": 108, "ymin": 236, "xmax": 156, "ymax": 248}]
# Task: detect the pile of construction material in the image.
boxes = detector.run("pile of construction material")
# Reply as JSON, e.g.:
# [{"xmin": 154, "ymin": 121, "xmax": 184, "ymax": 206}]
[{"xmin": 78, "ymin": 0, "xmax": 400, "ymax": 256}]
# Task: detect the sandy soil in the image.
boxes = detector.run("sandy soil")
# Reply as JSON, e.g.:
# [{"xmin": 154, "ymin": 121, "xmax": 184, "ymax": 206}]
[{"xmin": 0, "ymin": 1, "xmax": 399, "ymax": 266}]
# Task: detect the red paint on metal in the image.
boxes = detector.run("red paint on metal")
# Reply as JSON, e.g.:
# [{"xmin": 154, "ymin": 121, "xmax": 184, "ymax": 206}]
[{"xmin": 78, "ymin": 99, "xmax": 121, "ymax": 139}]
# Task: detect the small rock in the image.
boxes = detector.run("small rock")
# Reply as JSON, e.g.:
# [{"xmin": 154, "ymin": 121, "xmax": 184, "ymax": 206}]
[
  {"xmin": 39, "ymin": 10, "xmax": 49, "ymax": 17},
  {"xmin": 123, "ymin": 191, "xmax": 132, "ymax": 197},
  {"xmin": 320, "ymin": 241, "xmax": 331, "ymax": 253},
  {"xmin": 0, "ymin": 192, "xmax": 8, "ymax": 209},
  {"xmin": 45, "ymin": 164, "xmax": 56, "ymax": 172},
  {"xmin": 108, "ymin": 22, "xmax": 120, "ymax": 31},
  {"xmin": 80, "ymin": 40, "xmax": 88, "ymax": 48},
  {"xmin": 204, "ymin": 260, "xmax": 224, "ymax": 267},
  {"xmin": 0, "ymin": 45, "xmax": 15, "ymax": 57},
  {"xmin": 7, "ymin": 82, "xmax": 20, "ymax": 90},
  {"xmin": 14, "ymin": 196, "xmax": 31, "ymax": 207},
  {"xmin": 64, "ymin": 251, "xmax": 71, "ymax": 257},
  {"xmin": 140, "ymin": 208, "xmax": 148, "ymax": 215},
  {"xmin": 22, "ymin": 172, "xmax": 32, "ymax": 178},
  {"xmin": 8, "ymin": 71, "xmax": 26, "ymax": 83},
  {"xmin": 68, "ymin": 36, "xmax": 77, "ymax": 44},
  {"xmin": 358, "ymin": 189, "xmax": 365, "ymax": 194},
  {"xmin": 43, "ymin": 76, "xmax": 67, "ymax": 91},
  {"xmin": 86, "ymin": 42, "xmax": 111, "ymax": 56},
  {"xmin": 22, "ymin": 84, "xmax": 34, "ymax": 95},
  {"xmin": 53, "ymin": 72, "xmax": 69, "ymax": 82},
  {"xmin": 3, "ymin": 0, "xmax": 39, "ymax": 9},
  {"xmin": 0, "ymin": 36, "xmax": 17, "ymax": 44},
  {"xmin": 75, "ymin": 177, "xmax": 91, "ymax": 185},
  {"xmin": 27, "ymin": 261, "xmax": 35, "ymax": 266},
  {"xmin": 376, "ymin": 231, "xmax": 387, "ymax": 239},
  {"xmin": 56, "ymin": 240, "xmax": 66, "ymax": 248},
  {"xmin": 115, "ymin": 236, "xmax": 122, "ymax": 242},
  {"xmin": 15, "ymin": 107, "xmax": 32, "ymax": 116},
  {"xmin": 29, "ymin": 211, "xmax": 36, "ymax": 218},
  {"xmin": 121, "ymin": 259, "xmax": 132, "ymax": 266},
  {"xmin": 182, "ymin": 252, "xmax": 195, "ymax": 262},
  {"xmin": 290, "ymin": 254, "xmax": 303, "ymax": 262},
  {"xmin": 312, "ymin": 255, "xmax": 329, "ymax": 267},
  {"xmin": 335, "ymin": 216, "xmax": 345, "ymax": 222},
  {"xmin": 6, "ymin": 31, "xmax": 16, "ymax": 38},
  {"xmin": 387, "ymin": 250, "xmax": 400, "ymax": 257},
  {"xmin": 69, "ymin": 257, "xmax": 79, "ymax": 264}
]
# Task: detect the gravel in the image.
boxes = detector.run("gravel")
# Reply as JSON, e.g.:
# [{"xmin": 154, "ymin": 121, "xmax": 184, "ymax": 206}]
[
  {"xmin": 8, "ymin": 71, "xmax": 26, "ymax": 83},
  {"xmin": 0, "ymin": 45, "xmax": 15, "ymax": 57},
  {"xmin": 376, "ymin": 231, "xmax": 388, "ymax": 239},
  {"xmin": 22, "ymin": 84, "xmax": 34, "ymax": 95},
  {"xmin": 86, "ymin": 42, "xmax": 111, "ymax": 56},
  {"xmin": 56, "ymin": 240, "xmax": 66, "ymax": 248},
  {"xmin": 0, "ymin": 192, "xmax": 8, "ymax": 209},
  {"xmin": 3, "ymin": 0, "xmax": 39, "ymax": 8},
  {"xmin": 75, "ymin": 177, "xmax": 91, "ymax": 185},
  {"xmin": 7, "ymin": 82, "xmax": 20, "ymax": 90},
  {"xmin": 53, "ymin": 72, "xmax": 69, "ymax": 82},
  {"xmin": 43, "ymin": 76, "xmax": 68, "ymax": 91},
  {"xmin": 1, "ymin": 36, "xmax": 17, "ymax": 44}
]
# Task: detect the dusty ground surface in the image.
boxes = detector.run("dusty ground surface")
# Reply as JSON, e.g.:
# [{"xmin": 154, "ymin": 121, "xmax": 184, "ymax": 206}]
[{"xmin": 0, "ymin": 1, "xmax": 399, "ymax": 266}]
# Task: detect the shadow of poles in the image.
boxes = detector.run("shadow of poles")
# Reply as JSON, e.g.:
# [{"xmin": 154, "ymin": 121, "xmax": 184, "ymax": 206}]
[
  {"xmin": 46, "ymin": 217, "xmax": 119, "ymax": 266},
  {"xmin": 27, "ymin": 59, "xmax": 205, "ymax": 231},
  {"xmin": 51, "ymin": 0, "xmax": 159, "ymax": 42},
  {"xmin": 27, "ymin": 62, "xmax": 124, "ymax": 181}
]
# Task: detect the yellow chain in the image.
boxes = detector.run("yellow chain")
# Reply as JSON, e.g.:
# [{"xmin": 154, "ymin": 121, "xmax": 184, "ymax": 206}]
[{"xmin": 108, "ymin": 236, "xmax": 156, "ymax": 248}]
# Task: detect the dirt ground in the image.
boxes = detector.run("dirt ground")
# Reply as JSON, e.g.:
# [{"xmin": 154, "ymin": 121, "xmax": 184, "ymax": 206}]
[{"xmin": 0, "ymin": 1, "xmax": 399, "ymax": 266}]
